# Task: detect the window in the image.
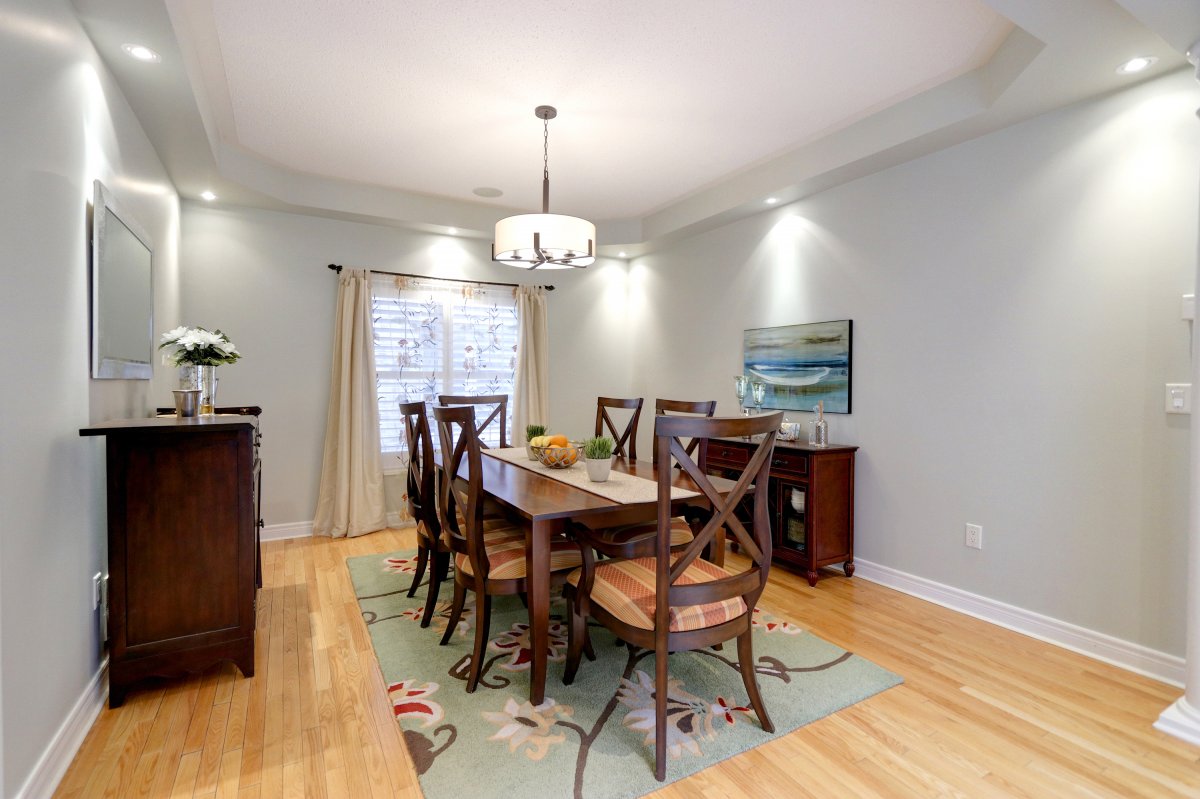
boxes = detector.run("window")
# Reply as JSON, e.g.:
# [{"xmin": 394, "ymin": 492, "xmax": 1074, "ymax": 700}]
[{"xmin": 371, "ymin": 275, "xmax": 518, "ymax": 470}]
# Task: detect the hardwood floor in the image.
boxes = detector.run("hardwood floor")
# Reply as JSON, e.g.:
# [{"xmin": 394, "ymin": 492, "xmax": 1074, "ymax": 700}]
[{"xmin": 54, "ymin": 530, "xmax": 1200, "ymax": 798}]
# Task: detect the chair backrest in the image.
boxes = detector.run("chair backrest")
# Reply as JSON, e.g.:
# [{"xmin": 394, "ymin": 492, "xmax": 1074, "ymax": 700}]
[
  {"xmin": 594, "ymin": 397, "xmax": 643, "ymax": 460},
  {"xmin": 436, "ymin": 394, "xmax": 509, "ymax": 449},
  {"xmin": 653, "ymin": 398, "xmax": 717, "ymax": 465},
  {"xmin": 654, "ymin": 411, "xmax": 783, "ymax": 627},
  {"xmin": 399, "ymin": 400, "xmax": 439, "ymax": 539},
  {"xmin": 431, "ymin": 404, "xmax": 491, "ymax": 582}
]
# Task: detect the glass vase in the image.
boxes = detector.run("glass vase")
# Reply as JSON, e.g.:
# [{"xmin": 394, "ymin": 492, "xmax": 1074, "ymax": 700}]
[{"xmin": 179, "ymin": 364, "xmax": 218, "ymax": 416}]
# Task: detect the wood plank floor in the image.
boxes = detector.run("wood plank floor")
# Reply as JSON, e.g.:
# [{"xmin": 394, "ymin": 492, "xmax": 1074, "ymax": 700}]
[{"xmin": 54, "ymin": 529, "xmax": 1200, "ymax": 798}]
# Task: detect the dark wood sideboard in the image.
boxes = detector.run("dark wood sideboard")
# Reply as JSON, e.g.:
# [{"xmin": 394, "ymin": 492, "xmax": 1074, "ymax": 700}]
[
  {"xmin": 81, "ymin": 411, "xmax": 261, "ymax": 707},
  {"xmin": 706, "ymin": 436, "xmax": 857, "ymax": 586}
]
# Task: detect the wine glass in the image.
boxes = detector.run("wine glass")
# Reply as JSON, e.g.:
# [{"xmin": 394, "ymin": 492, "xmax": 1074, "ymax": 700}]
[
  {"xmin": 733, "ymin": 375, "xmax": 749, "ymax": 416},
  {"xmin": 750, "ymin": 381, "xmax": 767, "ymax": 414}
]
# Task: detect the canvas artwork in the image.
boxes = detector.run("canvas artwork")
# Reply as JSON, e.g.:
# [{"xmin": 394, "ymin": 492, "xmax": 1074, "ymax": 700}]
[{"xmin": 742, "ymin": 320, "xmax": 852, "ymax": 413}]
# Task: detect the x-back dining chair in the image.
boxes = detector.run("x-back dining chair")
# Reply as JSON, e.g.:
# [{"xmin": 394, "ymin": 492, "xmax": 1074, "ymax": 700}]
[
  {"xmin": 398, "ymin": 400, "xmax": 446, "ymax": 628},
  {"xmin": 594, "ymin": 397, "xmax": 643, "ymax": 461},
  {"xmin": 431, "ymin": 404, "xmax": 583, "ymax": 693},
  {"xmin": 436, "ymin": 393, "xmax": 509, "ymax": 449},
  {"xmin": 564, "ymin": 411, "xmax": 783, "ymax": 781},
  {"xmin": 653, "ymin": 398, "xmax": 717, "ymax": 466},
  {"xmin": 577, "ymin": 397, "xmax": 718, "ymax": 562}
]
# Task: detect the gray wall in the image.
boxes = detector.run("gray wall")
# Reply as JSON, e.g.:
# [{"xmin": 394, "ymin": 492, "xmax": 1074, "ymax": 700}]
[
  {"xmin": 625, "ymin": 68, "xmax": 1199, "ymax": 656},
  {"xmin": 0, "ymin": 0, "xmax": 181, "ymax": 794},
  {"xmin": 179, "ymin": 203, "xmax": 629, "ymax": 526},
  {"xmin": 180, "ymin": 70, "xmax": 1198, "ymax": 663}
]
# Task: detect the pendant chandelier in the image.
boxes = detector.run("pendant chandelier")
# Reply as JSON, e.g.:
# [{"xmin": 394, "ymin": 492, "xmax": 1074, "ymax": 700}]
[{"xmin": 492, "ymin": 106, "xmax": 595, "ymax": 269}]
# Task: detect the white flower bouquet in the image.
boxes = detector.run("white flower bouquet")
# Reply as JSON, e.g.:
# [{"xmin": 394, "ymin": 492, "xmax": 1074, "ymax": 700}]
[{"xmin": 159, "ymin": 326, "xmax": 242, "ymax": 366}]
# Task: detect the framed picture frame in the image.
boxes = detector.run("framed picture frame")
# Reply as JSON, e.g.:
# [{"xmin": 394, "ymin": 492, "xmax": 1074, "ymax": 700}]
[{"xmin": 742, "ymin": 319, "xmax": 852, "ymax": 413}]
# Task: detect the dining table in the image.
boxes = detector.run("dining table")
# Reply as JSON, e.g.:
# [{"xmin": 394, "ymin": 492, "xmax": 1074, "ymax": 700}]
[{"xmin": 457, "ymin": 450, "xmax": 737, "ymax": 705}]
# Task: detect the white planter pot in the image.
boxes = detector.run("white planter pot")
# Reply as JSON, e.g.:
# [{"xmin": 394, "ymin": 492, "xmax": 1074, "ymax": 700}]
[{"xmin": 585, "ymin": 456, "xmax": 613, "ymax": 482}]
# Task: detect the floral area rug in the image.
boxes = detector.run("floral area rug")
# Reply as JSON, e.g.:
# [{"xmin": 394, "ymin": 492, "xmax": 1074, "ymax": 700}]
[{"xmin": 348, "ymin": 551, "xmax": 902, "ymax": 799}]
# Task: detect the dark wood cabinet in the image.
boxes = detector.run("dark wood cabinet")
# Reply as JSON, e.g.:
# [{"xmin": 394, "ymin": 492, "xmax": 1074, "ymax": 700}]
[
  {"xmin": 707, "ymin": 436, "xmax": 857, "ymax": 586},
  {"xmin": 81, "ymin": 414, "xmax": 260, "ymax": 707}
]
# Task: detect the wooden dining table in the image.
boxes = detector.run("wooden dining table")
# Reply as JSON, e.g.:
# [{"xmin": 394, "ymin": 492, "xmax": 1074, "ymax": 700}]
[{"xmin": 460, "ymin": 452, "xmax": 736, "ymax": 705}]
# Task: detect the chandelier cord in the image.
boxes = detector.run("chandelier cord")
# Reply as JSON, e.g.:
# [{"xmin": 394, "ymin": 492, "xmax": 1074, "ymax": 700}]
[{"xmin": 543, "ymin": 115, "xmax": 550, "ymax": 181}]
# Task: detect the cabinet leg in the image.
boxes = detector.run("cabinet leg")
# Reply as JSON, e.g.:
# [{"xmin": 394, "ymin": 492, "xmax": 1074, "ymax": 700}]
[
  {"xmin": 844, "ymin": 560, "xmax": 855, "ymax": 578},
  {"xmin": 235, "ymin": 646, "xmax": 255, "ymax": 678},
  {"xmin": 108, "ymin": 682, "xmax": 127, "ymax": 709},
  {"xmin": 806, "ymin": 570, "xmax": 819, "ymax": 587}
]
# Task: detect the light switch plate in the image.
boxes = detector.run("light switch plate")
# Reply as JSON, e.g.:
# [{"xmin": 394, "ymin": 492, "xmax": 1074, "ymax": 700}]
[
  {"xmin": 1166, "ymin": 383, "xmax": 1191, "ymax": 414},
  {"xmin": 1183, "ymin": 294, "xmax": 1195, "ymax": 321}
]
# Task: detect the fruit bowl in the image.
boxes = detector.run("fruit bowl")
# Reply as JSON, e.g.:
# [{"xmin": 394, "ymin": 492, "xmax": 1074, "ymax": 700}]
[{"xmin": 531, "ymin": 443, "xmax": 581, "ymax": 469}]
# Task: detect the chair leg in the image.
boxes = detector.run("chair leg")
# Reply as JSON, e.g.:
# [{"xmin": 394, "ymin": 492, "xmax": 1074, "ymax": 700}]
[
  {"xmin": 407, "ymin": 541, "xmax": 428, "ymax": 598},
  {"xmin": 736, "ymin": 630, "xmax": 774, "ymax": 733},
  {"xmin": 466, "ymin": 594, "xmax": 492, "ymax": 693},
  {"xmin": 654, "ymin": 640, "xmax": 669, "ymax": 782},
  {"xmin": 420, "ymin": 551, "xmax": 448, "ymax": 628},
  {"xmin": 440, "ymin": 580, "xmax": 466, "ymax": 646},
  {"xmin": 563, "ymin": 599, "xmax": 587, "ymax": 685}
]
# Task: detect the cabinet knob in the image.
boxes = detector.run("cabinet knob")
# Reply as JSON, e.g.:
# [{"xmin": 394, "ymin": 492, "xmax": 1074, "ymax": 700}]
[{"xmin": 772, "ymin": 458, "xmax": 785, "ymax": 466}]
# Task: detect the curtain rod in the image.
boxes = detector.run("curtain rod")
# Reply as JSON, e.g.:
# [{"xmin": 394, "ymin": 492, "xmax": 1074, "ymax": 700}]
[{"xmin": 327, "ymin": 263, "xmax": 554, "ymax": 291}]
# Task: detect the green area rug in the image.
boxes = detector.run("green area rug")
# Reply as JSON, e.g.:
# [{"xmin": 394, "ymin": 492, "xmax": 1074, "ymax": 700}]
[{"xmin": 348, "ymin": 551, "xmax": 902, "ymax": 799}]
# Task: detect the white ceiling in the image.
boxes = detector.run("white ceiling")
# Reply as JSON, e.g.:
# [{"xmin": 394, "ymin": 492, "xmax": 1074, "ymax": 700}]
[
  {"xmin": 70, "ymin": 0, "xmax": 1200, "ymax": 254},
  {"xmin": 203, "ymin": 0, "xmax": 1009, "ymax": 221}
]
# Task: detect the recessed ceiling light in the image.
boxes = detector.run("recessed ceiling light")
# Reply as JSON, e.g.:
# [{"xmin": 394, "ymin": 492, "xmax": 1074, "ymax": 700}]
[
  {"xmin": 473, "ymin": 187, "xmax": 503, "ymax": 198},
  {"xmin": 1116, "ymin": 56, "xmax": 1156, "ymax": 75},
  {"xmin": 765, "ymin": 197, "xmax": 778, "ymax": 205},
  {"xmin": 618, "ymin": 251, "xmax": 627, "ymax": 257},
  {"xmin": 121, "ymin": 43, "xmax": 160, "ymax": 63},
  {"xmin": 447, "ymin": 227, "xmax": 458, "ymax": 235},
  {"xmin": 200, "ymin": 190, "xmax": 216, "ymax": 201}
]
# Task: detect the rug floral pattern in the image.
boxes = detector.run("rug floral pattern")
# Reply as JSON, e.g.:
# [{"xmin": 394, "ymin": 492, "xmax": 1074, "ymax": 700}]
[{"xmin": 349, "ymin": 551, "xmax": 902, "ymax": 799}]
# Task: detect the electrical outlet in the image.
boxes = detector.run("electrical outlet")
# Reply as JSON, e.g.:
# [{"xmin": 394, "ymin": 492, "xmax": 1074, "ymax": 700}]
[
  {"xmin": 965, "ymin": 523, "xmax": 983, "ymax": 550},
  {"xmin": 91, "ymin": 573, "xmax": 102, "ymax": 610}
]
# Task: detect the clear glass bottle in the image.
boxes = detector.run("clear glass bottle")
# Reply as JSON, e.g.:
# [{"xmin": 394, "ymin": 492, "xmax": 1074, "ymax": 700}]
[{"xmin": 808, "ymin": 402, "xmax": 829, "ymax": 447}]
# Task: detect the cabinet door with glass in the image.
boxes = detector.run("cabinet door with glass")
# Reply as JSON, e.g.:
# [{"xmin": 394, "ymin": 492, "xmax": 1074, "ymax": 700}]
[
  {"xmin": 777, "ymin": 478, "xmax": 808, "ymax": 556},
  {"xmin": 706, "ymin": 437, "xmax": 857, "ymax": 586}
]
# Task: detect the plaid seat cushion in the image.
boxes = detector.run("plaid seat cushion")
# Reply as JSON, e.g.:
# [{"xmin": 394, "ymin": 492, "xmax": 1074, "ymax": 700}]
[
  {"xmin": 455, "ymin": 527, "xmax": 582, "ymax": 580},
  {"xmin": 567, "ymin": 557, "xmax": 746, "ymax": 632},
  {"xmin": 592, "ymin": 516, "xmax": 694, "ymax": 548}
]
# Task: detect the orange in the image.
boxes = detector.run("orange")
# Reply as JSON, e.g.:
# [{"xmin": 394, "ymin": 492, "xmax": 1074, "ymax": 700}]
[{"xmin": 548, "ymin": 434, "xmax": 569, "ymax": 447}]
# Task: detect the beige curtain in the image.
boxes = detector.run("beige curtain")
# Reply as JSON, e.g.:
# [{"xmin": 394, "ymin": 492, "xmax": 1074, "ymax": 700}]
[
  {"xmin": 512, "ymin": 285, "xmax": 549, "ymax": 446},
  {"xmin": 313, "ymin": 268, "xmax": 387, "ymax": 537}
]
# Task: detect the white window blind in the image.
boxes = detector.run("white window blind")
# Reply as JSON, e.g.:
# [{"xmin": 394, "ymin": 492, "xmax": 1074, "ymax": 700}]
[{"xmin": 371, "ymin": 275, "xmax": 518, "ymax": 470}]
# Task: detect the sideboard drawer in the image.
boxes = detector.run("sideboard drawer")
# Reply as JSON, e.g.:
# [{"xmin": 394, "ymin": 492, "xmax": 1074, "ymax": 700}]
[
  {"xmin": 769, "ymin": 449, "xmax": 808, "ymax": 476},
  {"xmin": 708, "ymin": 443, "xmax": 749, "ymax": 466}
]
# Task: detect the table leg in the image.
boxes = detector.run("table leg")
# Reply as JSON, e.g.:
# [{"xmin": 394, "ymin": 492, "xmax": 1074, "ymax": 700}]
[{"xmin": 526, "ymin": 518, "xmax": 555, "ymax": 705}]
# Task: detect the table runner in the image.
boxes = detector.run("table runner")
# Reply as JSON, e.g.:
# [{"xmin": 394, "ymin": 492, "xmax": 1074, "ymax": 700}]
[{"xmin": 482, "ymin": 447, "xmax": 698, "ymax": 504}]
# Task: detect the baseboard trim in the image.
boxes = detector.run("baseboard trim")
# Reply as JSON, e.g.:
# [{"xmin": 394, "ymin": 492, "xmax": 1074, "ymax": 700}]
[
  {"xmin": 853, "ymin": 559, "xmax": 1185, "ymax": 687},
  {"xmin": 1156, "ymin": 696, "xmax": 1200, "ymax": 745},
  {"xmin": 261, "ymin": 521, "xmax": 313, "ymax": 541},
  {"xmin": 16, "ymin": 659, "xmax": 108, "ymax": 799}
]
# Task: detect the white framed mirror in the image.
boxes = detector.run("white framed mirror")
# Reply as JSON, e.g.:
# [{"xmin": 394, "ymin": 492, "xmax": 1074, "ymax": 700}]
[{"xmin": 91, "ymin": 180, "xmax": 153, "ymax": 379}]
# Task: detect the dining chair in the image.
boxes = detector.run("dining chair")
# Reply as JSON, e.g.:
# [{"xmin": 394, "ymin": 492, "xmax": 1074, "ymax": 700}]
[
  {"xmin": 578, "ymin": 397, "xmax": 718, "ymax": 561},
  {"xmin": 398, "ymin": 401, "xmax": 447, "ymax": 628},
  {"xmin": 431, "ymin": 404, "xmax": 583, "ymax": 693},
  {"xmin": 652, "ymin": 398, "xmax": 717, "ymax": 466},
  {"xmin": 436, "ymin": 393, "xmax": 509, "ymax": 448},
  {"xmin": 594, "ymin": 397, "xmax": 643, "ymax": 460},
  {"xmin": 563, "ymin": 411, "xmax": 783, "ymax": 781}
]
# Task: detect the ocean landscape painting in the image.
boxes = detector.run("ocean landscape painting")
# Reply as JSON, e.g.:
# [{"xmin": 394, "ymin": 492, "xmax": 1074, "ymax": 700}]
[{"xmin": 742, "ymin": 320, "xmax": 852, "ymax": 413}]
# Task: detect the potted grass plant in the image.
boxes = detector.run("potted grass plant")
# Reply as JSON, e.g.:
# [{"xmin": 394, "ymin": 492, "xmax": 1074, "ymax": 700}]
[
  {"xmin": 525, "ymin": 424, "xmax": 546, "ymax": 460},
  {"xmin": 583, "ymin": 436, "xmax": 615, "ymax": 482}
]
